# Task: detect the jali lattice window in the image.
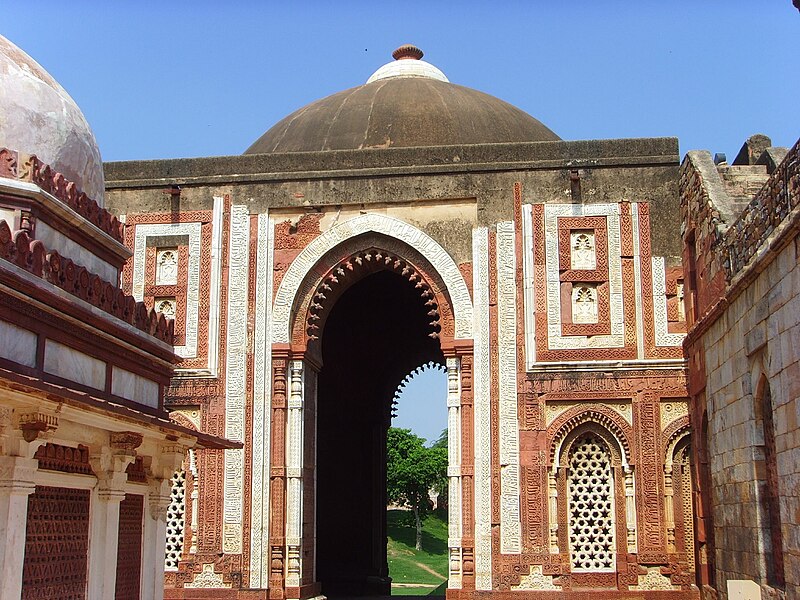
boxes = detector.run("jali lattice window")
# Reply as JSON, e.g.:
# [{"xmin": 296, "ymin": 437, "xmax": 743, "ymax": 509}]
[
  {"xmin": 156, "ymin": 249, "xmax": 178, "ymax": 285},
  {"xmin": 164, "ymin": 469, "xmax": 186, "ymax": 570},
  {"xmin": 568, "ymin": 434, "xmax": 615, "ymax": 572}
]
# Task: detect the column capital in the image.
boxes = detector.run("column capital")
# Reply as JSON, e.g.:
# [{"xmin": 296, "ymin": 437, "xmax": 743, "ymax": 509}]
[
  {"xmin": 89, "ymin": 446, "xmax": 136, "ymax": 493},
  {"xmin": 97, "ymin": 488, "xmax": 127, "ymax": 503},
  {"xmin": 441, "ymin": 339, "xmax": 474, "ymax": 357},
  {"xmin": 149, "ymin": 443, "xmax": 186, "ymax": 481},
  {"xmin": 149, "ymin": 493, "xmax": 172, "ymax": 521}
]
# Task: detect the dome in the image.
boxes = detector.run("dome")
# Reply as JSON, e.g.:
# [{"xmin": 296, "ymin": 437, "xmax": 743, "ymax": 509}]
[
  {"xmin": 0, "ymin": 35, "xmax": 104, "ymax": 203},
  {"xmin": 245, "ymin": 45, "xmax": 559, "ymax": 154}
]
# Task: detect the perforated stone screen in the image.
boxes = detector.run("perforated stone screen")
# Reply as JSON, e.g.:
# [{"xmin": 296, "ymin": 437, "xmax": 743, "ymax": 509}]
[
  {"xmin": 567, "ymin": 434, "xmax": 616, "ymax": 572},
  {"xmin": 164, "ymin": 469, "xmax": 186, "ymax": 570}
]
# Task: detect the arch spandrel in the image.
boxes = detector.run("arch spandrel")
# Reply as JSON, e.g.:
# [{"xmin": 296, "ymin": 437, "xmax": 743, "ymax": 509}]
[
  {"xmin": 662, "ymin": 417, "xmax": 691, "ymax": 465},
  {"xmin": 548, "ymin": 404, "xmax": 633, "ymax": 467},
  {"xmin": 272, "ymin": 213, "xmax": 474, "ymax": 344}
]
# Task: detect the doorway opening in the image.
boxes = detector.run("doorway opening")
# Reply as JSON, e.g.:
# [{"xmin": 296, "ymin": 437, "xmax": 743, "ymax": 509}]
[
  {"xmin": 316, "ymin": 269, "xmax": 445, "ymax": 597},
  {"xmin": 387, "ymin": 364, "xmax": 448, "ymax": 596}
]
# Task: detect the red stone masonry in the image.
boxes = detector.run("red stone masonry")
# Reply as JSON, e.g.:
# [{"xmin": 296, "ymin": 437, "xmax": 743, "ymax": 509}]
[
  {"xmin": 0, "ymin": 221, "xmax": 173, "ymax": 344},
  {"xmin": 0, "ymin": 148, "xmax": 124, "ymax": 243}
]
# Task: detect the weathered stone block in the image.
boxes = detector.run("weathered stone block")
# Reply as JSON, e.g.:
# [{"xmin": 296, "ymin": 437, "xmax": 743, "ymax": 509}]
[{"xmin": 744, "ymin": 323, "xmax": 767, "ymax": 356}]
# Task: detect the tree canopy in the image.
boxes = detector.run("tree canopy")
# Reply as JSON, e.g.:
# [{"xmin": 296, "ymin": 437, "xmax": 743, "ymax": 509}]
[{"xmin": 386, "ymin": 427, "xmax": 447, "ymax": 550}]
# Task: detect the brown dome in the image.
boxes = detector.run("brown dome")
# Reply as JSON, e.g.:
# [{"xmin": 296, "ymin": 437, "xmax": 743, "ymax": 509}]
[{"xmin": 245, "ymin": 48, "xmax": 559, "ymax": 154}]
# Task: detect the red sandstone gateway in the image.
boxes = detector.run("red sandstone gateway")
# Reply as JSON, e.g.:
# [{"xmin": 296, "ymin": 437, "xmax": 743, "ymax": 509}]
[{"xmin": 3, "ymin": 33, "xmax": 796, "ymax": 600}]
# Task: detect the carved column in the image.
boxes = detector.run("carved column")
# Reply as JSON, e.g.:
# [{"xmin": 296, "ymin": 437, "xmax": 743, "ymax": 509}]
[
  {"xmin": 446, "ymin": 356, "xmax": 462, "ymax": 588},
  {"xmin": 664, "ymin": 463, "xmax": 675, "ymax": 552},
  {"xmin": 0, "ymin": 455, "xmax": 37, "ymax": 600},
  {"xmin": 548, "ymin": 468, "xmax": 559, "ymax": 553},
  {"xmin": 269, "ymin": 351, "xmax": 289, "ymax": 598},
  {"xmin": 141, "ymin": 444, "xmax": 184, "ymax": 600},
  {"xmin": 458, "ymin": 352, "xmax": 475, "ymax": 587},
  {"xmin": 285, "ymin": 359, "xmax": 305, "ymax": 591},
  {"xmin": 87, "ymin": 434, "xmax": 140, "ymax": 600},
  {"xmin": 624, "ymin": 465, "xmax": 638, "ymax": 554}
]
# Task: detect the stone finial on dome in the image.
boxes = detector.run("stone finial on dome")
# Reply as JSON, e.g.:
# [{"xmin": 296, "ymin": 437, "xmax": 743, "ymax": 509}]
[
  {"xmin": 392, "ymin": 44, "xmax": 424, "ymax": 61},
  {"xmin": 366, "ymin": 45, "xmax": 448, "ymax": 84}
]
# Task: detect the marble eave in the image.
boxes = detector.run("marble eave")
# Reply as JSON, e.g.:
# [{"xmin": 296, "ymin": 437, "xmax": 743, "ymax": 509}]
[
  {"xmin": 0, "ymin": 367, "xmax": 239, "ymax": 450},
  {"xmin": 0, "ymin": 177, "xmax": 131, "ymax": 268},
  {"xmin": 0, "ymin": 258, "xmax": 176, "ymax": 368}
]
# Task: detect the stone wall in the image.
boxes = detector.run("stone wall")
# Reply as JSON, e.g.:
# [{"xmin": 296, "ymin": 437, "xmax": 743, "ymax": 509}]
[
  {"xmin": 702, "ymin": 235, "xmax": 799, "ymax": 597},
  {"xmin": 681, "ymin": 138, "xmax": 800, "ymax": 599}
]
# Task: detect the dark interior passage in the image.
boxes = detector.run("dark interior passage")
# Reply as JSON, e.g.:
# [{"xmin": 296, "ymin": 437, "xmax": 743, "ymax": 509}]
[{"xmin": 316, "ymin": 270, "xmax": 444, "ymax": 597}]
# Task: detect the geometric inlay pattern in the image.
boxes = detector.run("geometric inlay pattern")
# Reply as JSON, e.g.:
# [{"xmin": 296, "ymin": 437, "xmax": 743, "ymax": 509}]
[
  {"xmin": 164, "ymin": 470, "xmax": 186, "ymax": 570},
  {"xmin": 568, "ymin": 435, "xmax": 616, "ymax": 572},
  {"xmin": 131, "ymin": 222, "xmax": 202, "ymax": 358},
  {"xmin": 22, "ymin": 486, "xmax": 90, "ymax": 600},
  {"xmin": 651, "ymin": 257, "xmax": 686, "ymax": 347}
]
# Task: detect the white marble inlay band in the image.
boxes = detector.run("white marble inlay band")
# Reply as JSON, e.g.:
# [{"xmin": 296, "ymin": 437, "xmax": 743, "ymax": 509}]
[
  {"xmin": 496, "ymin": 221, "xmax": 521, "ymax": 554},
  {"xmin": 222, "ymin": 205, "xmax": 249, "ymax": 555},
  {"xmin": 652, "ymin": 257, "xmax": 685, "ymax": 347},
  {"xmin": 250, "ymin": 213, "xmax": 273, "ymax": 588},
  {"xmin": 131, "ymin": 221, "xmax": 202, "ymax": 359},
  {"xmin": 205, "ymin": 197, "xmax": 226, "ymax": 377},
  {"xmin": 521, "ymin": 204, "xmax": 537, "ymax": 367},
  {"xmin": 43, "ymin": 338, "xmax": 105, "ymax": 390},
  {"xmin": 272, "ymin": 213, "xmax": 473, "ymax": 342},
  {"xmin": 111, "ymin": 365, "xmax": 158, "ymax": 407},
  {"xmin": 0, "ymin": 319, "xmax": 37, "ymax": 368},
  {"xmin": 37, "ymin": 220, "xmax": 118, "ymax": 284},
  {"xmin": 285, "ymin": 360, "xmax": 305, "ymax": 586},
  {"xmin": 472, "ymin": 227, "xmax": 492, "ymax": 589}
]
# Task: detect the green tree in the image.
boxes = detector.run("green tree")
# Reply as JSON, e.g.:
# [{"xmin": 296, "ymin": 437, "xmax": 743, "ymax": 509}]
[{"xmin": 386, "ymin": 427, "xmax": 447, "ymax": 551}]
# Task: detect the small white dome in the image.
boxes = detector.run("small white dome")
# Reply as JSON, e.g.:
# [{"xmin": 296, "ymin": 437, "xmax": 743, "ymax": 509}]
[
  {"xmin": 366, "ymin": 44, "xmax": 449, "ymax": 84},
  {"xmin": 0, "ymin": 35, "xmax": 105, "ymax": 204}
]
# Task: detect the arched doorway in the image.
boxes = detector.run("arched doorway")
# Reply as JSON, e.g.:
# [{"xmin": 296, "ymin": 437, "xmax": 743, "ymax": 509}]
[
  {"xmin": 269, "ymin": 218, "xmax": 475, "ymax": 599},
  {"xmin": 316, "ymin": 269, "xmax": 444, "ymax": 596}
]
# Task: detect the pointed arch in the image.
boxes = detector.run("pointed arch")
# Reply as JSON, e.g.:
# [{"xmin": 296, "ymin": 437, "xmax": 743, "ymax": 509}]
[
  {"xmin": 272, "ymin": 213, "xmax": 473, "ymax": 343},
  {"xmin": 548, "ymin": 404, "xmax": 633, "ymax": 467},
  {"xmin": 289, "ymin": 237, "xmax": 454, "ymax": 349}
]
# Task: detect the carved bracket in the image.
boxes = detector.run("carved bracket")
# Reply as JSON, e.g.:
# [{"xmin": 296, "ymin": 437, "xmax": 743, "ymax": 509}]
[{"xmin": 18, "ymin": 412, "xmax": 58, "ymax": 443}]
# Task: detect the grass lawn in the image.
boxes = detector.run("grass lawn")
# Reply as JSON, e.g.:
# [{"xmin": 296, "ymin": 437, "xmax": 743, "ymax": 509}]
[{"xmin": 387, "ymin": 509, "xmax": 448, "ymax": 596}]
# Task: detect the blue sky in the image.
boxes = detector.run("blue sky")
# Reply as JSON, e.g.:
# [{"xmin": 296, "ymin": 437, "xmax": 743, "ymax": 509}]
[
  {"xmin": 3, "ymin": 1, "xmax": 798, "ymax": 164},
  {"xmin": 3, "ymin": 2, "xmax": 798, "ymax": 441}
]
